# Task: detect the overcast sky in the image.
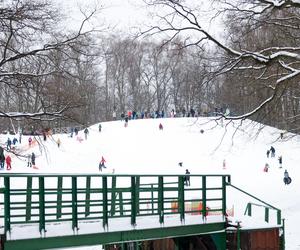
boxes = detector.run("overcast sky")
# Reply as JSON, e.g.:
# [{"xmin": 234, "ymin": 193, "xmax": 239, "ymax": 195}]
[{"xmin": 53, "ymin": 0, "xmax": 224, "ymax": 38}]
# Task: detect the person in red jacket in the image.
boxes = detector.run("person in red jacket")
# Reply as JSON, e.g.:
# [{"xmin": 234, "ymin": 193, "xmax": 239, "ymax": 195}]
[
  {"xmin": 99, "ymin": 156, "xmax": 106, "ymax": 171},
  {"xmin": 6, "ymin": 155, "xmax": 12, "ymax": 170}
]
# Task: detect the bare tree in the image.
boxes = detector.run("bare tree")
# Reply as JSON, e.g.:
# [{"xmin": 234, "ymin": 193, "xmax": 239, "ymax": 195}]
[
  {"xmin": 144, "ymin": 0, "xmax": 300, "ymax": 129},
  {"xmin": 0, "ymin": 0, "xmax": 97, "ymax": 126}
]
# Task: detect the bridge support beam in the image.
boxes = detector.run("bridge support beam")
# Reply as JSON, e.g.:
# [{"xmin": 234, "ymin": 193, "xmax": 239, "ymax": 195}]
[{"xmin": 4, "ymin": 223, "xmax": 225, "ymax": 250}]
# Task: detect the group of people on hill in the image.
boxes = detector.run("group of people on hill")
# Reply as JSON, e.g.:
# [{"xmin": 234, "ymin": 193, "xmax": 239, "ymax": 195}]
[
  {"xmin": 264, "ymin": 145, "xmax": 291, "ymax": 185},
  {"xmin": 116, "ymin": 107, "xmax": 204, "ymax": 123}
]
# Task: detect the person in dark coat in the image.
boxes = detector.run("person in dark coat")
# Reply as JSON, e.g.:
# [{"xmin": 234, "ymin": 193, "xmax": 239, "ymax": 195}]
[
  {"xmin": 84, "ymin": 128, "xmax": 89, "ymax": 140},
  {"xmin": 27, "ymin": 154, "xmax": 31, "ymax": 167},
  {"xmin": 266, "ymin": 150, "xmax": 270, "ymax": 158},
  {"xmin": 99, "ymin": 124, "xmax": 102, "ymax": 132},
  {"xmin": 74, "ymin": 128, "xmax": 79, "ymax": 136},
  {"xmin": 7, "ymin": 138, "xmax": 12, "ymax": 150},
  {"xmin": 43, "ymin": 131, "xmax": 47, "ymax": 141},
  {"xmin": 12, "ymin": 137, "xmax": 18, "ymax": 145},
  {"xmin": 0, "ymin": 148, "xmax": 5, "ymax": 169},
  {"xmin": 270, "ymin": 146, "xmax": 275, "ymax": 157},
  {"xmin": 283, "ymin": 170, "xmax": 291, "ymax": 185},
  {"xmin": 31, "ymin": 152, "xmax": 36, "ymax": 167},
  {"xmin": 184, "ymin": 169, "xmax": 190, "ymax": 186},
  {"xmin": 278, "ymin": 156, "xmax": 282, "ymax": 168},
  {"xmin": 124, "ymin": 116, "xmax": 129, "ymax": 127}
]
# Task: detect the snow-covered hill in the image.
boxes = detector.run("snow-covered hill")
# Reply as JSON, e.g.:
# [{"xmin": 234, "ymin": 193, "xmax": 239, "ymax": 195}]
[{"xmin": 0, "ymin": 117, "xmax": 299, "ymax": 249}]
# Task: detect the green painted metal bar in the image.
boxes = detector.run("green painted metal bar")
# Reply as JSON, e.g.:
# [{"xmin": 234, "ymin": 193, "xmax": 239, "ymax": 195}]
[
  {"xmin": 265, "ymin": 207, "xmax": 269, "ymax": 222},
  {"xmin": 158, "ymin": 176, "xmax": 164, "ymax": 224},
  {"xmin": 25, "ymin": 176, "xmax": 32, "ymax": 221},
  {"xmin": 39, "ymin": 176, "xmax": 45, "ymax": 233},
  {"xmin": 131, "ymin": 176, "xmax": 137, "ymax": 225},
  {"xmin": 3, "ymin": 222, "xmax": 226, "ymax": 250},
  {"xmin": 110, "ymin": 176, "xmax": 116, "ymax": 216},
  {"xmin": 228, "ymin": 183, "xmax": 280, "ymax": 211},
  {"xmin": 135, "ymin": 176, "xmax": 140, "ymax": 214},
  {"xmin": 102, "ymin": 176, "xmax": 108, "ymax": 227},
  {"xmin": 202, "ymin": 176, "xmax": 207, "ymax": 218},
  {"xmin": 71, "ymin": 176, "xmax": 78, "ymax": 230},
  {"xmin": 57, "ymin": 176, "xmax": 63, "ymax": 219},
  {"xmin": 236, "ymin": 222, "xmax": 241, "ymax": 250},
  {"xmin": 277, "ymin": 210, "xmax": 281, "ymax": 225},
  {"xmin": 222, "ymin": 176, "xmax": 226, "ymax": 217},
  {"xmin": 119, "ymin": 191, "xmax": 124, "ymax": 216},
  {"xmin": 245, "ymin": 203, "xmax": 252, "ymax": 216},
  {"xmin": 85, "ymin": 176, "xmax": 91, "ymax": 217},
  {"xmin": 151, "ymin": 184, "xmax": 154, "ymax": 214},
  {"xmin": 4, "ymin": 176, "xmax": 11, "ymax": 233},
  {"xmin": 178, "ymin": 176, "xmax": 185, "ymax": 221}
]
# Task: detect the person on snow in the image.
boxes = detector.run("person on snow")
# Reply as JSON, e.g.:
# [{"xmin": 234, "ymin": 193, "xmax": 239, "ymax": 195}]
[
  {"xmin": 159, "ymin": 123, "xmax": 163, "ymax": 130},
  {"xmin": 7, "ymin": 138, "xmax": 12, "ymax": 150},
  {"xmin": 31, "ymin": 152, "xmax": 36, "ymax": 167},
  {"xmin": 27, "ymin": 154, "xmax": 32, "ymax": 167},
  {"xmin": 124, "ymin": 116, "xmax": 129, "ymax": 127},
  {"xmin": 0, "ymin": 149, "xmax": 5, "ymax": 169},
  {"xmin": 270, "ymin": 146, "xmax": 275, "ymax": 157},
  {"xmin": 283, "ymin": 170, "xmax": 291, "ymax": 185},
  {"xmin": 43, "ymin": 131, "xmax": 47, "ymax": 141},
  {"xmin": 99, "ymin": 156, "xmax": 106, "ymax": 171},
  {"xmin": 6, "ymin": 155, "xmax": 11, "ymax": 170},
  {"xmin": 264, "ymin": 163, "xmax": 269, "ymax": 172},
  {"xmin": 12, "ymin": 137, "xmax": 18, "ymax": 145},
  {"xmin": 84, "ymin": 128, "xmax": 89, "ymax": 140},
  {"xmin": 28, "ymin": 137, "xmax": 33, "ymax": 147},
  {"xmin": 74, "ymin": 128, "xmax": 79, "ymax": 136},
  {"xmin": 70, "ymin": 127, "xmax": 74, "ymax": 138},
  {"xmin": 184, "ymin": 169, "xmax": 190, "ymax": 186},
  {"xmin": 266, "ymin": 150, "xmax": 270, "ymax": 158},
  {"xmin": 99, "ymin": 124, "xmax": 102, "ymax": 132},
  {"xmin": 57, "ymin": 138, "xmax": 61, "ymax": 148},
  {"xmin": 280, "ymin": 132, "xmax": 284, "ymax": 139},
  {"xmin": 278, "ymin": 156, "xmax": 283, "ymax": 168}
]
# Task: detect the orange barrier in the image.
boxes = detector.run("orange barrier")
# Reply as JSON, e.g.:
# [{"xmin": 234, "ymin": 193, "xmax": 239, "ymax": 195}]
[{"xmin": 171, "ymin": 201, "xmax": 234, "ymax": 217}]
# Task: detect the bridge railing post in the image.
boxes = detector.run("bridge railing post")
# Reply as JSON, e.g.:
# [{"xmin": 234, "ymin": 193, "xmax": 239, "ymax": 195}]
[
  {"xmin": 135, "ymin": 176, "xmax": 140, "ymax": 215},
  {"xmin": 57, "ymin": 176, "xmax": 63, "ymax": 219},
  {"xmin": 131, "ymin": 176, "xmax": 137, "ymax": 226},
  {"xmin": 110, "ymin": 176, "xmax": 116, "ymax": 216},
  {"xmin": 178, "ymin": 176, "xmax": 185, "ymax": 222},
  {"xmin": 158, "ymin": 176, "xmax": 164, "ymax": 224},
  {"xmin": 4, "ymin": 177, "xmax": 10, "ymax": 234},
  {"xmin": 25, "ymin": 176, "xmax": 32, "ymax": 222},
  {"xmin": 202, "ymin": 176, "xmax": 207, "ymax": 219},
  {"xmin": 85, "ymin": 176, "xmax": 91, "ymax": 217},
  {"xmin": 102, "ymin": 176, "xmax": 108, "ymax": 228},
  {"xmin": 39, "ymin": 176, "xmax": 46, "ymax": 234},
  {"xmin": 71, "ymin": 176, "xmax": 78, "ymax": 231},
  {"xmin": 222, "ymin": 176, "xmax": 227, "ymax": 217}
]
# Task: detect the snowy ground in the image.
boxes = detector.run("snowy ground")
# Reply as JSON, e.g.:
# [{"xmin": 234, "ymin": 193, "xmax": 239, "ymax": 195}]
[{"xmin": 0, "ymin": 117, "xmax": 299, "ymax": 249}]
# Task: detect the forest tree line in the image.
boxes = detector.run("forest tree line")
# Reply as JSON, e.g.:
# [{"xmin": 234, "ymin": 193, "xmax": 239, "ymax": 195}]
[{"xmin": 1, "ymin": 0, "xmax": 300, "ymax": 135}]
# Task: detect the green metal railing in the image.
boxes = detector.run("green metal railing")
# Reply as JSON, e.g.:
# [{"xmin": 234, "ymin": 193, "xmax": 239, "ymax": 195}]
[
  {"xmin": 228, "ymin": 183, "xmax": 281, "ymax": 225},
  {"xmin": 0, "ymin": 174, "xmax": 230, "ymax": 235}
]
